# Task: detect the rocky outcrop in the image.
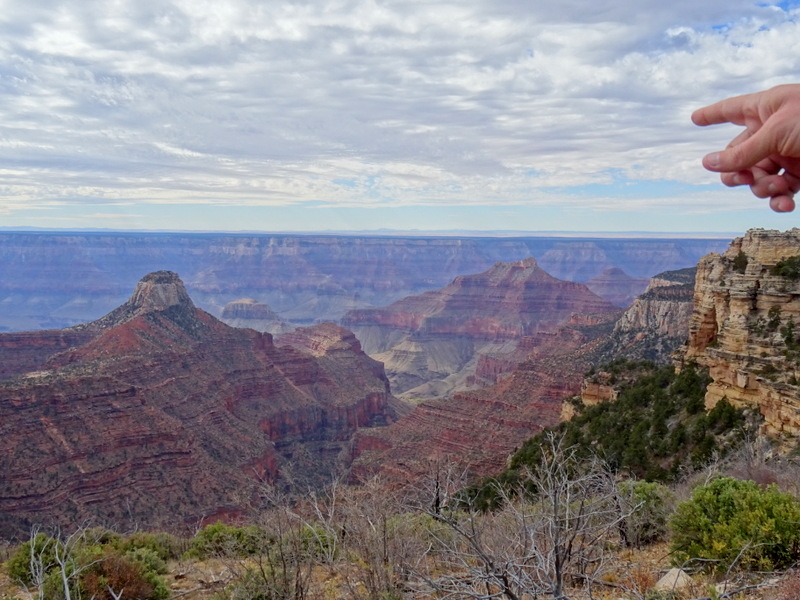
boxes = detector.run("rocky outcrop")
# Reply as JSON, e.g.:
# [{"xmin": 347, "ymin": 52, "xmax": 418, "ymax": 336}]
[
  {"xmin": 0, "ymin": 272, "xmax": 398, "ymax": 537},
  {"xmin": 0, "ymin": 233, "xmax": 727, "ymax": 332},
  {"xmin": 221, "ymin": 298, "xmax": 294, "ymax": 334},
  {"xmin": 0, "ymin": 329, "xmax": 94, "ymax": 380},
  {"xmin": 682, "ymin": 229, "xmax": 800, "ymax": 441},
  {"xmin": 342, "ymin": 258, "xmax": 619, "ymax": 398},
  {"xmin": 596, "ymin": 267, "xmax": 697, "ymax": 363},
  {"xmin": 560, "ymin": 372, "xmax": 619, "ymax": 421}
]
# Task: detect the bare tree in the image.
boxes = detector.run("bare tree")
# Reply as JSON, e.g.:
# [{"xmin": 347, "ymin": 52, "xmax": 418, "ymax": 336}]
[
  {"xmin": 334, "ymin": 475, "xmax": 427, "ymax": 599},
  {"xmin": 15, "ymin": 525, "xmax": 106, "ymax": 600},
  {"xmin": 412, "ymin": 433, "xmax": 632, "ymax": 600},
  {"xmin": 260, "ymin": 475, "xmax": 423, "ymax": 600}
]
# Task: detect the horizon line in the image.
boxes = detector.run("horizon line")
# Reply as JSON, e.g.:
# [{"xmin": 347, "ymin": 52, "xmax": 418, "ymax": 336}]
[{"xmin": 0, "ymin": 226, "xmax": 742, "ymax": 239}]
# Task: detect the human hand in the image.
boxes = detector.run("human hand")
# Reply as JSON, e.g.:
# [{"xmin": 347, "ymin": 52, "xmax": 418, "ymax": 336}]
[{"xmin": 692, "ymin": 84, "xmax": 800, "ymax": 212}]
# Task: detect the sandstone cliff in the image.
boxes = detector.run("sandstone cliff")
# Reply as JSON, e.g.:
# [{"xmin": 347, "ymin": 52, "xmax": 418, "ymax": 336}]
[
  {"xmin": 595, "ymin": 267, "xmax": 697, "ymax": 363},
  {"xmin": 682, "ymin": 229, "xmax": 800, "ymax": 442},
  {"xmin": 342, "ymin": 258, "xmax": 619, "ymax": 398},
  {"xmin": 0, "ymin": 272, "xmax": 397, "ymax": 536}
]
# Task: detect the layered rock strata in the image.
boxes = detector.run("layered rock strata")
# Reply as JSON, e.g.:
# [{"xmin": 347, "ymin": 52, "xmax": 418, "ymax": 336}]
[
  {"xmin": 0, "ymin": 272, "xmax": 397, "ymax": 536},
  {"xmin": 682, "ymin": 229, "xmax": 800, "ymax": 440},
  {"xmin": 342, "ymin": 258, "xmax": 619, "ymax": 398},
  {"xmin": 597, "ymin": 267, "xmax": 697, "ymax": 363},
  {"xmin": 351, "ymin": 314, "xmax": 616, "ymax": 481}
]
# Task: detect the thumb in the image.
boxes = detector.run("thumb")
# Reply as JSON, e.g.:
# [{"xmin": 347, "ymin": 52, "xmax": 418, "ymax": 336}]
[{"xmin": 703, "ymin": 126, "xmax": 776, "ymax": 172}]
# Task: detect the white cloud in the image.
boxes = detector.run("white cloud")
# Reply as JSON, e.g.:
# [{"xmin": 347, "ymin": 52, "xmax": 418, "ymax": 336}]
[{"xmin": 1, "ymin": 0, "xmax": 799, "ymax": 229}]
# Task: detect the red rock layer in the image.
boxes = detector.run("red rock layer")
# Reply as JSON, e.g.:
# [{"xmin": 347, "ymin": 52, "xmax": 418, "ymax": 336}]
[
  {"xmin": 0, "ymin": 272, "xmax": 396, "ymax": 537},
  {"xmin": 351, "ymin": 316, "xmax": 612, "ymax": 483},
  {"xmin": 342, "ymin": 258, "xmax": 619, "ymax": 398},
  {"xmin": 344, "ymin": 258, "xmax": 616, "ymax": 342}
]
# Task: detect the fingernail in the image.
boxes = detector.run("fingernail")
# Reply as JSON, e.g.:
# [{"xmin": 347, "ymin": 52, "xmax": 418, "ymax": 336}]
[{"xmin": 705, "ymin": 152, "xmax": 721, "ymax": 169}]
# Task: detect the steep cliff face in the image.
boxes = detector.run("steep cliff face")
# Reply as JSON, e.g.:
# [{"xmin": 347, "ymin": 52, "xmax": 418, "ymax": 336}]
[
  {"xmin": 342, "ymin": 258, "xmax": 619, "ymax": 398},
  {"xmin": 682, "ymin": 229, "xmax": 800, "ymax": 441},
  {"xmin": 0, "ymin": 272, "xmax": 397, "ymax": 536},
  {"xmin": 597, "ymin": 267, "xmax": 697, "ymax": 363}
]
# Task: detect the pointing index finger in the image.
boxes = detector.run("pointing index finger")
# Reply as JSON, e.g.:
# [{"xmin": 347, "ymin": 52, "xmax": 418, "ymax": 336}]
[{"xmin": 692, "ymin": 93, "xmax": 751, "ymax": 127}]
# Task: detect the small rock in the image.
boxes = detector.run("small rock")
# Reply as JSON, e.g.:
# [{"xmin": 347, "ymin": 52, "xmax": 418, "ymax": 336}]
[{"xmin": 653, "ymin": 568, "xmax": 693, "ymax": 591}]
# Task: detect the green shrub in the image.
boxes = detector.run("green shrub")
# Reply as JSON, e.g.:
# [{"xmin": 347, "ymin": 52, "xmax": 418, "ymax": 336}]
[
  {"xmin": 187, "ymin": 522, "xmax": 261, "ymax": 559},
  {"xmin": 670, "ymin": 477, "xmax": 800, "ymax": 572},
  {"xmin": 7, "ymin": 531, "xmax": 170, "ymax": 600},
  {"xmin": 707, "ymin": 397, "xmax": 744, "ymax": 432},
  {"xmin": 772, "ymin": 255, "xmax": 800, "ymax": 280},
  {"xmin": 6, "ymin": 533, "xmax": 59, "ymax": 586},
  {"xmin": 126, "ymin": 546, "xmax": 168, "ymax": 575},
  {"xmin": 120, "ymin": 531, "xmax": 182, "ymax": 562},
  {"xmin": 732, "ymin": 250, "xmax": 749, "ymax": 273},
  {"xmin": 298, "ymin": 523, "xmax": 336, "ymax": 559},
  {"xmin": 82, "ymin": 550, "xmax": 169, "ymax": 600},
  {"xmin": 618, "ymin": 480, "xmax": 675, "ymax": 548}
]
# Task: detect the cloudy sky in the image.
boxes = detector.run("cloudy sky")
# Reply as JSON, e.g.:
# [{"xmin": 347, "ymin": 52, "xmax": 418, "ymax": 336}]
[{"xmin": 2, "ymin": 0, "xmax": 800, "ymax": 233}]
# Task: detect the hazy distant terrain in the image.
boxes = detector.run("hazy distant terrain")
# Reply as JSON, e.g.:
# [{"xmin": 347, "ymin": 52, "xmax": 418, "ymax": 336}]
[{"xmin": 0, "ymin": 232, "xmax": 728, "ymax": 332}]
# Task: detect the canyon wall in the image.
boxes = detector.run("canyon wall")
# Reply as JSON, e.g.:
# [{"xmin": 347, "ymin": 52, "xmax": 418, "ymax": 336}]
[
  {"xmin": 351, "ymin": 314, "xmax": 614, "ymax": 481},
  {"xmin": 0, "ymin": 272, "xmax": 398, "ymax": 536},
  {"xmin": 220, "ymin": 298, "xmax": 295, "ymax": 334},
  {"xmin": 342, "ymin": 258, "xmax": 619, "ymax": 398},
  {"xmin": 596, "ymin": 267, "xmax": 697, "ymax": 363},
  {"xmin": 682, "ymin": 229, "xmax": 800, "ymax": 442}
]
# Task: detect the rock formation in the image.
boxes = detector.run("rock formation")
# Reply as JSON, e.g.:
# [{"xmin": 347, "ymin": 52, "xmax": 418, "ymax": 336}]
[
  {"xmin": 682, "ymin": 229, "xmax": 800, "ymax": 441},
  {"xmin": 220, "ymin": 298, "xmax": 294, "ymax": 334},
  {"xmin": 595, "ymin": 267, "xmax": 697, "ymax": 363},
  {"xmin": 342, "ymin": 258, "xmax": 619, "ymax": 399},
  {"xmin": 351, "ymin": 259, "xmax": 712, "ymax": 481},
  {"xmin": 351, "ymin": 313, "xmax": 615, "ymax": 481},
  {"xmin": 0, "ymin": 272, "xmax": 398, "ymax": 537}
]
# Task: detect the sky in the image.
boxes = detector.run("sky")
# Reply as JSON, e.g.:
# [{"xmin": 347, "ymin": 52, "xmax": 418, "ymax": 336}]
[{"xmin": 2, "ymin": 1, "xmax": 800, "ymax": 234}]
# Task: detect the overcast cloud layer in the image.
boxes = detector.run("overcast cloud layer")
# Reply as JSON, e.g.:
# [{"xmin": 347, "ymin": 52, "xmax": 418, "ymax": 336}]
[{"xmin": 2, "ymin": 0, "xmax": 800, "ymax": 232}]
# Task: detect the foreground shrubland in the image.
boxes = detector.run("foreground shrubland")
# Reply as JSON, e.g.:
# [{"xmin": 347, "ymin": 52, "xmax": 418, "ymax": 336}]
[{"xmin": 4, "ymin": 456, "xmax": 800, "ymax": 599}]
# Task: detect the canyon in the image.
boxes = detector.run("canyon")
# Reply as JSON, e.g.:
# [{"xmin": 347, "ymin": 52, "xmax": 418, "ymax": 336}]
[
  {"xmin": 0, "ymin": 272, "xmax": 399, "ymax": 537},
  {"xmin": 350, "ymin": 260, "xmax": 706, "ymax": 481},
  {"xmin": 596, "ymin": 267, "xmax": 697, "ymax": 364},
  {"xmin": 0, "ymin": 230, "xmax": 749, "ymax": 535},
  {"xmin": 0, "ymin": 232, "xmax": 726, "ymax": 332},
  {"xmin": 342, "ymin": 258, "xmax": 620, "ymax": 398}
]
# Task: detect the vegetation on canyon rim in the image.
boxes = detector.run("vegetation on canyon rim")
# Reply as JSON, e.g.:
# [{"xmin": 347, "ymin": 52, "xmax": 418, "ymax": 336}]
[{"xmin": 4, "ymin": 362, "xmax": 800, "ymax": 600}]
